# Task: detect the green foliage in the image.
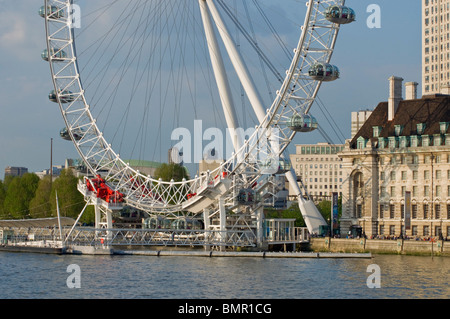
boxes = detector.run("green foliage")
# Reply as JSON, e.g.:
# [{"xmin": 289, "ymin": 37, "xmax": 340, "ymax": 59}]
[
  {"xmin": 3, "ymin": 173, "xmax": 40, "ymax": 219},
  {"xmin": 0, "ymin": 169, "xmax": 94, "ymax": 224},
  {"xmin": 316, "ymin": 200, "xmax": 332, "ymax": 221},
  {"xmin": 264, "ymin": 204, "xmax": 306, "ymax": 227},
  {"xmin": 50, "ymin": 169, "xmax": 85, "ymax": 219},
  {"xmin": 154, "ymin": 163, "xmax": 189, "ymax": 182},
  {"xmin": 0, "ymin": 180, "xmax": 6, "ymax": 216},
  {"xmin": 29, "ymin": 175, "xmax": 53, "ymax": 218}
]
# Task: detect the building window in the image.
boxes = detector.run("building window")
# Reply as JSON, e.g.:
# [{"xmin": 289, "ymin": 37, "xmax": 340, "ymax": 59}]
[
  {"xmin": 412, "ymin": 226, "xmax": 418, "ymax": 236},
  {"xmin": 435, "ymin": 204, "xmax": 441, "ymax": 219},
  {"xmin": 401, "ymin": 171, "xmax": 407, "ymax": 181},
  {"xmin": 424, "ymin": 204, "xmax": 429, "ymax": 219},
  {"xmin": 373, "ymin": 126, "xmax": 382, "ymax": 137},
  {"xmin": 440, "ymin": 122, "xmax": 449, "ymax": 134},
  {"xmin": 390, "ymin": 225, "xmax": 396, "ymax": 235},
  {"xmin": 379, "ymin": 225, "xmax": 384, "ymax": 235},
  {"xmin": 413, "ymin": 171, "xmax": 419, "ymax": 180},
  {"xmin": 394, "ymin": 125, "xmax": 404, "ymax": 136},
  {"xmin": 390, "ymin": 186, "xmax": 396, "ymax": 197},
  {"xmin": 390, "ymin": 205, "xmax": 395, "ymax": 219},
  {"xmin": 436, "ymin": 170, "xmax": 442, "ymax": 180},
  {"xmin": 417, "ymin": 123, "xmax": 426, "ymax": 135},
  {"xmin": 436, "ymin": 185, "xmax": 442, "ymax": 197},
  {"xmin": 423, "ymin": 226, "xmax": 430, "ymax": 236},
  {"xmin": 424, "ymin": 185, "xmax": 430, "ymax": 197},
  {"xmin": 380, "ymin": 205, "xmax": 384, "ymax": 219},
  {"xmin": 412, "ymin": 204, "xmax": 418, "ymax": 219},
  {"xmin": 391, "ymin": 171, "xmax": 396, "ymax": 181}
]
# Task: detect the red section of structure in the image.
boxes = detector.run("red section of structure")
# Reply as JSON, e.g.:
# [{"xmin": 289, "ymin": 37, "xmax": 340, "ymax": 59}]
[{"xmin": 86, "ymin": 175, "xmax": 124, "ymax": 203}]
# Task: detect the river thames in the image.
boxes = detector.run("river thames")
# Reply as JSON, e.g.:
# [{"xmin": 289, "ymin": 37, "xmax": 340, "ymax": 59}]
[{"xmin": 0, "ymin": 252, "xmax": 448, "ymax": 299}]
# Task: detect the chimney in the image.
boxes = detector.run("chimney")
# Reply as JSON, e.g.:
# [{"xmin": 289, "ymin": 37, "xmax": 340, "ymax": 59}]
[
  {"xmin": 405, "ymin": 82, "xmax": 418, "ymax": 100},
  {"xmin": 388, "ymin": 76, "xmax": 403, "ymax": 121}
]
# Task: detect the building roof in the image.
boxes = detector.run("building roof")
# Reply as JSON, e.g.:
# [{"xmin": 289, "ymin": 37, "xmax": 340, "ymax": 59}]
[{"xmin": 350, "ymin": 94, "xmax": 450, "ymax": 149}]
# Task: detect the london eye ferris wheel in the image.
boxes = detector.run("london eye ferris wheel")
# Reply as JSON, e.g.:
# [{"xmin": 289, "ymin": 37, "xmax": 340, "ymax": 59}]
[{"xmin": 40, "ymin": 0, "xmax": 355, "ymax": 236}]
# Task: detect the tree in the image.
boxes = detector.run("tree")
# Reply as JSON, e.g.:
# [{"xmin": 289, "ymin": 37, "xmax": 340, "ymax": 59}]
[
  {"xmin": 50, "ymin": 169, "xmax": 85, "ymax": 219},
  {"xmin": 316, "ymin": 200, "xmax": 331, "ymax": 222},
  {"xmin": 3, "ymin": 173, "xmax": 40, "ymax": 219},
  {"xmin": 264, "ymin": 204, "xmax": 306, "ymax": 227},
  {"xmin": 0, "ymin": 180, "xmax": 6, "ymax": 218},
  {"xmin": 154, "ymin": 163, "xmax": 189, "ymax": 182},
  {"xmin": 29, "ymin": 175, "xmax": 53, "ymax": 218}
]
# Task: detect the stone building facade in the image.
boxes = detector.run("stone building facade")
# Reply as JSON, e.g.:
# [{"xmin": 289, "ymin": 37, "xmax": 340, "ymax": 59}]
[{"xmin": 340, "ymin": 76, "xmax": 450, "ymax": 239}]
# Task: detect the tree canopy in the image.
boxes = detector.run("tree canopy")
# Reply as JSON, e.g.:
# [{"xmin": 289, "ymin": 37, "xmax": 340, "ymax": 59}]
[{"xmin": 154, "ymin": 163, "xmax": 189, "ymax": 182}]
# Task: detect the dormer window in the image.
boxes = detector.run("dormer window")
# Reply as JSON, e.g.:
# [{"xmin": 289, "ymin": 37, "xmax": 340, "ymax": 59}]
[
  {"xmin": 373, "ymin": 126, "xmax": 382, "ymax": 138},
  {"xmin": 357, "ymin": 136, "xmax": 367, "ymax": 149},
  {"xmin": 388, "ymin": 136, "xmax": 398, "ymax": 149},
  {"xmin": 399, "ymin": 136, "xmax": 409, "ymax": 148},
  {"xmin": 440, "ymin": 122, "xmax": 449, "ymax": 134},
  {"xmin": 434, "ymin": 134, "xmax": 442, "ymax": 146},
  {"xmin": 422, "ymin": 135, "xmax": 432, "ymax": 147},
  {"xmin": 378, "ymin": 137, "xmax": 387, "ymax": 148},
  {"xmin": 410, "ymin": 135, "xmax": 419, "ymax": 147},
  {"xmin": 417, "ymin": 123, "xmax": 426, "ymax": 135},
  {"xmin": 394, "ymin": 125, "xmax": 404, "ymax": 137}
]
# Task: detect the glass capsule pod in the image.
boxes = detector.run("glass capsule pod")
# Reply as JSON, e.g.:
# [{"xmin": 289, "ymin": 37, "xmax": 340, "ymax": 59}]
[
  {"xmin": 237, "ymin": 189, "xmax": 255, "ymax": 205},
  {"xmin": 325, "ymin": 5, "xmax": 356, "ymax": 24},
  {"xmin": 287, "ymin": 113, "xmax": 318, "ymax": 132},
  {"xmin": 171, "ymin": 218, "xmax": 203, "ymax": 230},
  {"xmin": 49, "ymin": 90, "xmax": 75, "ymax": 103},
  {"xmin": 60, "ymin": 127, "xmax": 84, "ymax": 141},
  {"xmin": 260, "ymin": 157, "xmax": 292, "ymax": 174},
  {"xmin": 308, "ymin": 63, "xmax": 340, "ymax": 82},
  {"xmin": 143, "ymin": 216, "xmax": 171, "ymax": 229},
  {"xmin": 39, "ymin": 5, "xmax": 64, "ymax": 19},
  {"xmin": 42, "ymin": 48, "xmax": 67, "ymax": 62}
]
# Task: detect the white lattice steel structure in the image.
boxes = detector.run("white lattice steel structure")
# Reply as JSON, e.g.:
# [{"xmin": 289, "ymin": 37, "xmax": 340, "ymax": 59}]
[{"xmin": 42, "ymin": 0, "xmax": 354, "ymax": 247}]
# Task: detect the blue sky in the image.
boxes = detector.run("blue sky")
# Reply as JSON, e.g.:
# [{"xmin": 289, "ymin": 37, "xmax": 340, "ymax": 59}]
[{"xmin": 0, "ymin": 0, "xmax": 422, "ymax": 176}]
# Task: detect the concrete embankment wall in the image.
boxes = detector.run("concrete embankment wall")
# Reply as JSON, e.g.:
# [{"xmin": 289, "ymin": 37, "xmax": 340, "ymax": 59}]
[{"xmin": 309, "ymin": 238, "xmax": 450, "ymax": 256}]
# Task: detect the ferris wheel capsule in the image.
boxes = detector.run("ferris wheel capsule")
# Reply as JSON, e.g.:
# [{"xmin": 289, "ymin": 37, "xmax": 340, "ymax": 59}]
[
  {"xmin": 41, "ymin": 48, "xmax": 67, "ymax": 62},
  {"xmin": 308, "ymin": 63, "xmax": 340, "ymax": 82},
  {"xmin": 60, "ymin": 127, "xmax": 84, "ymax": 141},
  {"xmin": 49, "ymin": 90, "xmax": 75, "ymax": 104},
  {"xmin": 287, "ymin": 113, "xmax": 318, "ymax": 133},
  {"xmin": 325, "ymin": 5, "xmax": 356, "ymax": 25},
  {"xmin": 39, "ymin": 5, "xmax": 64, "ymax": 19}
]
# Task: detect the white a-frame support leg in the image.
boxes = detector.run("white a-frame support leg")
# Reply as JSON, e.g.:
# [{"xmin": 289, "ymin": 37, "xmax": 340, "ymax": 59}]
[
  {"xmin": 199, "ymin": 0, "xmax": 242, "ymax": 153},
  {"xmin": 203, "ymin": 0, "xmax": 326, "ymax": 234}
]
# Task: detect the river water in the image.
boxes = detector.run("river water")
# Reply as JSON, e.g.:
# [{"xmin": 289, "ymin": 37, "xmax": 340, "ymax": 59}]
[{"xmin": 0, "ymin": 252, "xmax": 448, "ymax": 299}]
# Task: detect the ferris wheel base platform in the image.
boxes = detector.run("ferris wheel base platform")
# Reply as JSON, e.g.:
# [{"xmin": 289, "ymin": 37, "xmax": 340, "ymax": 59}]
[{"xmin": 182, "ymin": 178, "xmax": 232, "ymax": 214}]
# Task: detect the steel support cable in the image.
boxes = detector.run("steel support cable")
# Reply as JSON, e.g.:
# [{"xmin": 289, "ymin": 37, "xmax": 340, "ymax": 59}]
[
  {"xmin": 243, "ymin": 0, "xmax": 274, "ymax": 103},
  {"xmin": 218, "ymin": 0, "xmax": 345, "ymax": 147},
  {"xmin": 251, "ymin": 0, "xmax": 293, "ymax": 62},
  {"xmin": 216, "ymin": 0, "xmax": 284, "ymax": 84}
]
